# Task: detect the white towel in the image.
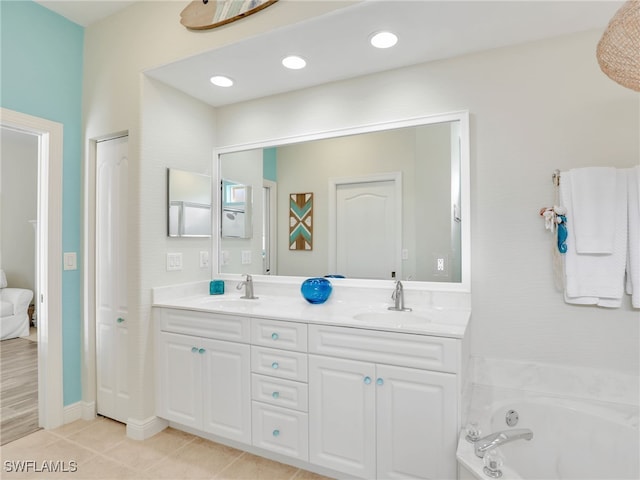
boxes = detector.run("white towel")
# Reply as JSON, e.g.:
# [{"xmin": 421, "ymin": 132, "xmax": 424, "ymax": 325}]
[
  {"xmin": 569, "ymin": 167, "xmax": 617, "ymax": 254},
  {"xmin": 626, "ymin": 166, "xmax": 640, "ymax": 308},
  {"xmin": 561, "ymin": 169, "xmax": 628, "ymax": 307}
]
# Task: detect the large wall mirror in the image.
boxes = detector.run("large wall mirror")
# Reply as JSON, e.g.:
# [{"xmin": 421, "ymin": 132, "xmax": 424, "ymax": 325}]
[
  {"xmin": 216, "ymin": 111, "xmax": 470, "ymax": 288},
  {"xmin": 167, "ymin": 168, "xmax": 212, "ymax": 237}
]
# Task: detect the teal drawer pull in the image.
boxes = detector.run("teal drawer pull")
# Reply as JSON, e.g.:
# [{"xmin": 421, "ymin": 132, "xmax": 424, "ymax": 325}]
[
  {"xmin": 272, "ymin": 429, "xmax": 280, "ymax": 437},
  {"xmin": 271, "ymin": 332, "xmax": 279, "ymax": 340},
  {"xmin": 198, "ymin": 348, "xmax": 205, "ymax": 354},
  {"xmin": 271, "ymin": 362, "xmax": 279, "ymax": 369},
  {"xmin": 116, "ymin": 317, "xmax": 125, "ymax": 323},
  {"xmin": 364, "ymin": 376, "xmax": 372, "ymax": 385},
  {"xmin": 376, "ymin": 378, "xmax": 384, "ymax": 386},
  {"xmin": 191, "ymin": 347, "xmax": 198, "ymax": 353},
  {"xmin": 272, "ymin": 391, "xmax": 280, "ymax": 399}
]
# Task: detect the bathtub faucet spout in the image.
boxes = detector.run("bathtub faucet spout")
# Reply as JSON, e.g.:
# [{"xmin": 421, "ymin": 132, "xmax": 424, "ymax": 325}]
[{"xmin": 474, "ymin": 428, "xmax": 533, "ymax": 458}]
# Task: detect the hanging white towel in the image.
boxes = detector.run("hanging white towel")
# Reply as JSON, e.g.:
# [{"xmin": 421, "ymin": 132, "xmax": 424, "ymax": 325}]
[
  {"xmin": 626, "ymin": 166, "xmax": 640, "ymax": 308},
  {"xmin": 569, "ymin": 167, "xmax": 617, "ymax": 254},
  {"xmin": 561, "ymin": 169, "xmax": 628, "ymax": 307}
]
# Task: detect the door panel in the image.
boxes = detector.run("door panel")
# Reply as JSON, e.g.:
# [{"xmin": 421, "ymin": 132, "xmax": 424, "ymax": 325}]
[
  {"xmin": 309, "ymin": 355, "xmax": 376, "ymax": 479},
  {"xmin": 336, "ymin": 180, "xmax": 397, "ymax": 279}
]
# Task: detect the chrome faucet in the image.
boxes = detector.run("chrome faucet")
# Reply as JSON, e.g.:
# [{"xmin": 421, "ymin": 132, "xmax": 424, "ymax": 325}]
[
  {"xmin": 388, "ymin": 280, "xmax": 412, "ymax": 312},
  {"xmin": 474, "ymin": 429, "xmax": 533, "ymax": 458},
  {"xmin": 236, "ymin": 274, "xmax": 258, "ymax": 299}
]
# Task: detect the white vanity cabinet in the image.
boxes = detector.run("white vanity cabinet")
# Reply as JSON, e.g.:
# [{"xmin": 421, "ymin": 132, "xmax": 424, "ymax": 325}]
[
  {"xmin": 155, "ymin": 308, "xmax": 251, "ymax": 444},
  {"xmin": 308, "ymin": 324, "xmax": 459, "ymax": 480},
  {"xmin": 250, "ymin": 318, "xmax": 309, "ymax": 461}
]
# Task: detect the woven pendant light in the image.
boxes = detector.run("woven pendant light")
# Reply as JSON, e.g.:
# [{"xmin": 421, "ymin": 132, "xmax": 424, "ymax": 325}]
[{"xmin": 596, "ymin": 0, "xmax": 640, "ymax": 92}]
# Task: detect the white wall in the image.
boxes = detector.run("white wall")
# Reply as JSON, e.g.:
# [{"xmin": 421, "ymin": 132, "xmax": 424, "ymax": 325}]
[
  {"xmin": 83, "ymin": 3, "xmax": 639, "ymax": 425},
  {"xmin": 216, "ymin": 31, "xmax": 640, "ymax": 375},
  {"xmin": 0, "ymin": 128, "xmax": 37, "ymax": 291}
]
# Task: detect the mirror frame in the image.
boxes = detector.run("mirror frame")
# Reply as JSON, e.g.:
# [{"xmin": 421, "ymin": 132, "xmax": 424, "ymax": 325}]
[{"xmin": 214, "ymin": 110, "xmax": 470, "ymax": 292}]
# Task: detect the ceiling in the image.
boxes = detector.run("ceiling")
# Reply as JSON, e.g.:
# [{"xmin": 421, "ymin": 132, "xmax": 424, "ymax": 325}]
[
  {"xmin": 36, "ymin": 1, "xmax": 623, "ymax": 108},
  {"xmin": 34, "ymin": 0, "xmax": 137, "ymax": 27}
]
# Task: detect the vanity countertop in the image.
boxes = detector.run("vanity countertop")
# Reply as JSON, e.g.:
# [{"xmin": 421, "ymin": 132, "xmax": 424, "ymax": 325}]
[{"xmin": 153, "ymin": 292, "xmax": 470, "ymax": 339}]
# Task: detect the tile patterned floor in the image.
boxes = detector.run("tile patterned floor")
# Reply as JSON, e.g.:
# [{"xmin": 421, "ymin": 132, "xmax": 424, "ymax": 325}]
[{"xmin": 0, "ymin": 417, "xmax": 333, "ymax": 479}]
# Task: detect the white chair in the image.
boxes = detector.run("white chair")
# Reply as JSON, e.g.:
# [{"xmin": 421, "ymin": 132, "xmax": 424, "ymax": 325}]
[{"xmin": 0, "ymin": 269, "xmax": 33, "ymax": 340}]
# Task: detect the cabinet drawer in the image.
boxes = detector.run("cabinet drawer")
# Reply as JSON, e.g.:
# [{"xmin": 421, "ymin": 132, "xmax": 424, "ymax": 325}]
[
  {"xmin": 308, "ymin": 324, "xmax": 458, "ymax": 373},
  {"xmin": 251, "ymin": 346, "xmax": 308, "ymax": 382},
  {"xmin": 157, "ymin": 308, "xmax": 250, "ymax": 343},
  {"xmin": 251, "ymin": 319, "xmax": 307, "ymax": 352},
  {"xmin": 252, "ymin": 402, "xmax": 308, "ymax": 461},
  {"xmin": 252, "ymin": 374, "xmax": 308, "ymax": 412}
]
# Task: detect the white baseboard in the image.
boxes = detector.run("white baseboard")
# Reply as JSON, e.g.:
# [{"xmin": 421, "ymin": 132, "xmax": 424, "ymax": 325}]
[
  {"xmin": 63, "ymin": 401, "xmax": 95, "ymax": 424},
  {"xmin": 126, "ymin": 416, "xmax": 168, "ymax": 440}
]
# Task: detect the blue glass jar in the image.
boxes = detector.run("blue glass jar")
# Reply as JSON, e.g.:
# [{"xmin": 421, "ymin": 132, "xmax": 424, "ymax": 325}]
[{"xmin": 301, "ymin": 277, "xmax": 333, "ymax": 304}]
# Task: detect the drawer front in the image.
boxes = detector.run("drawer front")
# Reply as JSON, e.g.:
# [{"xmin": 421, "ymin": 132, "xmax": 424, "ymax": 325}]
[
  {"xmin": 252, "ymin": 402, "xmax": 308, "ymax": 461},
  {"xmin": 251, "ymin": 319, "xmax": 307, "ymax": 352},
  {"xmin": 308, "ymin": 324, "xmax": 458, "ymax": 373},
  {"xmin": 251, "ymin": 374, "xmax": 308, "ymax": 412},
  {"xmin": 158, "ymin": 308, "xmax": 250, "ymax": 343},
  {"xmin": 251, "ymin": 346, "xmax": 308, "ymax": 382}
]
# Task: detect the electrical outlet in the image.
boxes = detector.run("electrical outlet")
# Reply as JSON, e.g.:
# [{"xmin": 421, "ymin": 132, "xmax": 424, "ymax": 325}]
[
  {"xmin": 167, "ymin": 253, "xmax": 183, "ymax": 271},
  {"xmin": 63, "ymin": 252, "xmax": 77, "ymax": 271},
  {"xmin": 401, "ymin": 248, "xmax": 409, "ymax": 260},
  {"xmin": 433, "ymin": 253, "xmax": 449, "ymax": 276},
  {"xmin": 199, "ymin": 251, "xmax": 209, "ymax": 268},
  {"xmin": 241, "ymin": 250, "xmax": 252, "ymax": 265}
]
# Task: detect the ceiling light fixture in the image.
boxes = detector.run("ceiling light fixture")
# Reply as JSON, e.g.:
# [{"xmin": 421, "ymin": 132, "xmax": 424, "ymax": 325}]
[
  {"xmin": 370, "ymin": 31, "xmax": 398, "ymax": 49},
  {"xmin": 282, "ymin": 55, "xmax": 307, "ymax": 70},
  {"xmin": 210, "ymin": 75, "xmax": 234, "ymax": 87}
]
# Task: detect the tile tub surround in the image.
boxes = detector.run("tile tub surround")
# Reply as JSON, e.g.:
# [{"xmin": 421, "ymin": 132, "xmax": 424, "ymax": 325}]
[
  {"xmin": 0, "ymin": 417, "xmax": 333, "ymax": 479},
  {"xmin": 152, "ymin": 279, "xmax": 471, "ymax": 339}
]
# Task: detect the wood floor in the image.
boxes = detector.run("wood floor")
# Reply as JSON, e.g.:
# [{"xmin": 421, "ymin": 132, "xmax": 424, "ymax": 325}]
[{"xmin": 0, "ymin": 336, "xmax": 39, "ymax": 445}]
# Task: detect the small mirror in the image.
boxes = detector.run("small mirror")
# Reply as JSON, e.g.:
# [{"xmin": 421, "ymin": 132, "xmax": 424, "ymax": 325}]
[
  {"xmin": 167, "ymin": 168, "xmax": 211, "ymax": 237},
  {"xmin": 221, "ymin": 179, "xmax": 252, "ymax": 239}
]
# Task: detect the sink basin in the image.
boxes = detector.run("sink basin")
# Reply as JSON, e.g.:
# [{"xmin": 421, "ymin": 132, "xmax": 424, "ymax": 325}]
[{"xmin": 352, "ymin": 311, "xmax": 431, "ymax": 327}]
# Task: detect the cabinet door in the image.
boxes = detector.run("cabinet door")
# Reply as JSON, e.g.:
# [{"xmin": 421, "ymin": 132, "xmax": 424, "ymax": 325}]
[
  {"xmin": 201, "ymin": 338, "xmax": 251, "ymax": 443},
  {"xmin": 309, "ymin": 355, "xmax": 376, "ymax": 479},
  {"xmin": 156, "ymin": 332, "xmax": 202, "ymax": 429},
  {"xmin": 376, "ymin": 365, "xmax": 457, "ymax": 480}
]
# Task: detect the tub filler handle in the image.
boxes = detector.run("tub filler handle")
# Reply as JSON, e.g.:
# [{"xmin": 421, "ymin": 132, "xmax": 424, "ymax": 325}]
[{"xmin": 474, "ymin": 428, "xmax": 533, "ymax": 458}]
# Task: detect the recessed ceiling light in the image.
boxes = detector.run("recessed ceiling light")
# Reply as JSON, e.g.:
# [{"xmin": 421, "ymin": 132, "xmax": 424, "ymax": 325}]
[
  {"xmin": 370, "ymin": 31, "xmax": 398, "ymax": 49},
  {"xmin": 282, "ymin": 55, "xmax": 307, "ymax": 70},
  {"xmin": 210, "ymin": 75, "xmax": 234, "ymax": 87}
]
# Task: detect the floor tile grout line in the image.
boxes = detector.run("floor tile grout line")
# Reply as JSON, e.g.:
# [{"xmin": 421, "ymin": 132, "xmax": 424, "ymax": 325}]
[{"xmin": 211, "ymin": 450, "xmax": 248, "ymax": 479}]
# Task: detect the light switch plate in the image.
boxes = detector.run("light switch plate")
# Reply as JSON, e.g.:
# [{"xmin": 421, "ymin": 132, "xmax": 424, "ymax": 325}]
[
  {"xmin": 167, "ymin": 252, "xmax": 183, "ymax": 271},
  {"xmin": 63, "ymin": 252, "xmax": 77, "ymax": 271}
]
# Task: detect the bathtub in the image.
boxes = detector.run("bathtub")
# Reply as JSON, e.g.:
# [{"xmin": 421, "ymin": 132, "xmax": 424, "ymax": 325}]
[{"xmin": 456, "ymin": 393, "xmax": 639, "ymax": 479}]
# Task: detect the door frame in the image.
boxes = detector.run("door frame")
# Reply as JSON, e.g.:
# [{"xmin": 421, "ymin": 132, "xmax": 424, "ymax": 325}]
[
  {"xmin": 328, "ymin": 172, "xmax": 402, "ymax": 278},
  {"xmin": 1, "ymin": 108, "xmax": 64, "ymax": 429}
]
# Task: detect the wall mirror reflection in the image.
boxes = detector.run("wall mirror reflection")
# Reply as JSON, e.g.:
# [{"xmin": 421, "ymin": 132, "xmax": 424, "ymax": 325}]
[
  {"xmin": 167, "ymin": 168, "xmax": 212, "ymax": 237},
  {"xmin": 221, "ymin": 179, "xmax": 253, "ymax": 239},
  {"xmin": 218, "ymin": 113, "xmax": 469, "ymax": 283}
]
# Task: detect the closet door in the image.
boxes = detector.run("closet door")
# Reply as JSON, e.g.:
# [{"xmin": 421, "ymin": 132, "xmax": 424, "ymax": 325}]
[{"xmin": 96, "ymin": 136, "xmax": 129, "ymax": 423}]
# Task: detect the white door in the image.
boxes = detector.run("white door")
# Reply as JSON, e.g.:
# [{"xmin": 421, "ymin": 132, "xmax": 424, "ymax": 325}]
[
  {"xmin": 376, "ymin": 365, "xmax": 457, "ymax": 480},
  {"xmin": 201, "ymin": 338, "xmax": 251, "ymax": 443},
  {"xmin": 335, "ymin": 178, "xmax": 399, "ymax": 279},
  {"xmin": 96, "ymin": 135, "xmax": 129, "ymax": 423},
  {"xmin": 309, "ymin": 355, "xmax": 376, "ymax": 479},
  {"xmin": 156, "ymin": 332, "xmax": 202, "ymax": 429}
]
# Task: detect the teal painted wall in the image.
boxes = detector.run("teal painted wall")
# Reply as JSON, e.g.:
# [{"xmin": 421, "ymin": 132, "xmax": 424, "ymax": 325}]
[
  {"xmin": 263, "ymin": 147, "xmax": 277, "ymax": 182},
  {"xmin": 1, "ymin": 1, "xmax": 84, "ymax": 406}
]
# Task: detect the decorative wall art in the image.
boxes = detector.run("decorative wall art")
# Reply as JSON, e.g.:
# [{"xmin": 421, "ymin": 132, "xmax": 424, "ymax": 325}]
[
  {"xmin": 289, "ymin": 193, "xmax": 313, "ymax": 250},
  {"xmin": 180, "ymin": 0, "xmax": 278, "ymax": 30}
]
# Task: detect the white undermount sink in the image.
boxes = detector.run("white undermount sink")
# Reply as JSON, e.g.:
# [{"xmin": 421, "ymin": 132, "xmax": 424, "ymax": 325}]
[{"xmin": 352, "ymin": 310, "xmax": 432, "ymax": 327}]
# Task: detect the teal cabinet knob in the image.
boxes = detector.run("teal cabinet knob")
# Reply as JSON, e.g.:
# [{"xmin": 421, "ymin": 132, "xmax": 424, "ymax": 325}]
[
  {"xmin": 191, "ymin": 347, "xmax": 198, "ymax": 353},
  {"xmin": 272, "ymin": 391, "xmax": 280, "ymax": 399},
  {"xmin": 271, "ymin": 362, "xmax": 279, "ymax": 369},
  {"xmin": 116, "ymin": 317, "xmax": 125, "ymax": 323},
  {"xmin": 364, "ymin": 376, "xmax": 372, "ymax": 385},
  {"xmin": 376, "ymin": 378, "xmax": 384, "ymax": 386},
  {"xmin": 271, "ymin": 332, "xmax": 279, "ymax": 340},
  {"xmin": 198, "ymin": 348, "xmax": 206, "ymax": 354},
  {"xmin": 272, "ymin": 429, "xmax": 280, "ymax": 437}
]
